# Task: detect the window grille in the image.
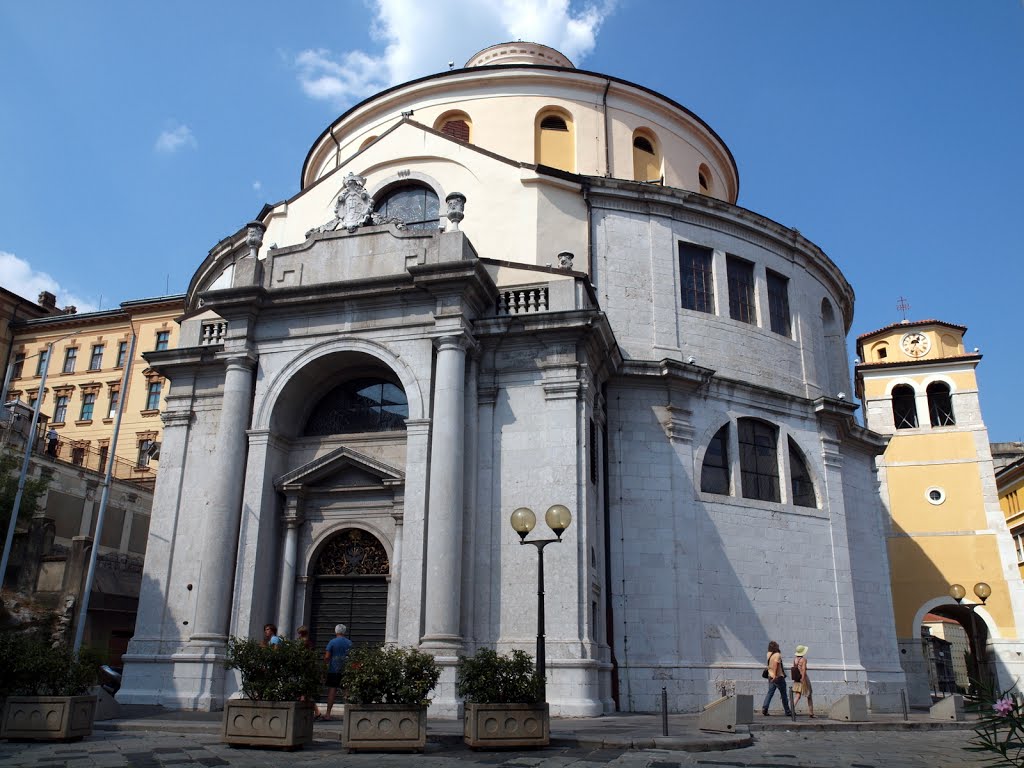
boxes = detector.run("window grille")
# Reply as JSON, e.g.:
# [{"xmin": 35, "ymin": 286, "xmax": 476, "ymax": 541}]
[
  {"xmin": 678, "ymin": 243, "xmax": 714, "ymax": 314},
  {"xmin": 892, "ymin": 385, "xmax": 918, "ymax": 429},
  {"xmin": 727, "ymin": 256, "xmax": 756, "ymax": 324}
]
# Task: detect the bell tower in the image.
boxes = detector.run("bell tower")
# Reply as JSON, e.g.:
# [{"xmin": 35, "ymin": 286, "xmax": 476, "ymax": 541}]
[{"xmin": 855, "ymin": 319, "xmax": 1024, "ymax": 706}]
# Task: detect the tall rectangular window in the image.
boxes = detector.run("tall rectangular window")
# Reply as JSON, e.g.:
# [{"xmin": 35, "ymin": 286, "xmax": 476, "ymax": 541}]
[
  {"xmin": 678, "ymin": 243, "xmax": 714, "ymax": 313},
  {"xmin": 79, "ymin": 392, "xmax": 96, "ymax": 421},
  {"xmin": 155, "ymin": 331, "xmax": 170, "ymax": 351},
  {"xmin": 89, "ymin": 344, "xmax": 104, "ymax": 370},
  {"xmin": 726, "ymin": 256, "xmax": 756, "ymax": 324},
  {"xmin": 54, "ymin": 395, "xmax": 69, "ymax": 423},
  {"xmin": 116, "ymin": 341, "xmax": 128, "ymax": 368},
  {"xmin": 62, "ymin": 347, "xmax": 77, "ymax": 374},
  {"xmin": 146, "ymin": 381, "xmax": 162, "ymax": 411},
  {"xmin": 12, "ymin": 353, "xmax": 25, "ymax": 379},
  {"xmin": 766, "ymin": 270, "xmax": 791, "ymax": 337},
  {"xmin": 36, "ymin": 350, "xmax": 48, "ymax": 376},
  {"xmin": 738, "ymin": 419, "xmax": 780, "ymax": 502},
  {"xmin": 108, "ymin": 388, "xmax": 120, "ymax": 419}
]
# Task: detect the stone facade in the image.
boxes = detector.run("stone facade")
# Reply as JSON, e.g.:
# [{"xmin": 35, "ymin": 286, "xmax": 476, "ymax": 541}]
[{"xmin": 118, "ymin": 43, "xmax": 905, "ymax": 715}]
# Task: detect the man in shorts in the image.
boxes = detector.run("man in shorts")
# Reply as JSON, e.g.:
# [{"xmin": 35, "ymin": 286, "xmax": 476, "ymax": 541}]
[{"xmin": 324, "ymin": 623, "xmax": 352, "ymax": 720}]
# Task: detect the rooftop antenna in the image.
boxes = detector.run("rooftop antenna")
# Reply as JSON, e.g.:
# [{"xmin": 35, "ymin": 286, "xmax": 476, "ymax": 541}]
[
  {"xmin": 448, "ymin": 60, "xmax": 455, "ymax": 70},
  {"xmin": 166, "ymin": 274, "xmax": 170, "ymax": 294},
  {"xmin": 896, "ymin": 296, "xmax": 911, "ymax": 322}
]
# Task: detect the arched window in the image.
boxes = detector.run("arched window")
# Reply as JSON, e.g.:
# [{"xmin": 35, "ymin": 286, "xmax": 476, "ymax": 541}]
[
  {"xmin": 304, "ymin": 378, "xmax": 408, "ymax": 435},
  {"xmin": 892, "ymin": 384, "xmax": 918, "ymax": 429},
  {"xmin": 434, "ymin": 111, "xmax": 472, "ymax": 143},
  {"xmin": 700, "ymin": 424, "xmax": 731, "ymax": 495},
  {"xmin": 698, "ymin": 163, "xmax": 713, "ymax": 195},
  {"xmin": 359, "ymin": 135, "xmax": 378, "ymax": 151},
  {"xmin": 738, "ymin": 418, "xmax": 780, "ymax": 502},
  {"xmin": 535, "ymin": 109, "xmax": 575, "ymax": 172},
  {"xmin": 927, "ymin": 382, "xmax": 955, "ymax": 427},
  {"xmin": 632, "ymin": 130, "xmax": 661, "ymax": 182},
  {"xmin": 788, "ymin": 438, "xmax": 816, "ymax": 508},
  {"xmin": 373, "ymin": 184, "xmax": 440, "ymax": 231}
]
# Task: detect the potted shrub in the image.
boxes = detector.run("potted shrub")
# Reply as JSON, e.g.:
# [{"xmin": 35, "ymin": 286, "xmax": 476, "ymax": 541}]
[
  {"xmin": 221, "ymin": 636, "xmax": 321, "ymax": 749},
  {"xmin": 456, "ymin": 647, "xmax": 548, "ymax": 748},
  {"xmin": 0, "ymin": 633, "xmax": 99, "ymax": 741},
  {"xmin": 341, "ymin": 644, "xmax": 440, "ymax": 752}
]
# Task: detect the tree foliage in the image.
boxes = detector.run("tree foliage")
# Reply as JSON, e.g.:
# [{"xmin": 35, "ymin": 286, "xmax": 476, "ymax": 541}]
[
  {"xmin": 225, "ymin": 636, "xmax": 322, "ymax": 701},
  {"xmin": 341, "ymin": 644, "xmax": 440, "ymax": 707},
  {"xmin": 456, "ymin": 648, "xmax": 543, "ymax": 704},
  {"xmin": 0, "ymin": 449, "xmax": 50, "ymax": 532}
]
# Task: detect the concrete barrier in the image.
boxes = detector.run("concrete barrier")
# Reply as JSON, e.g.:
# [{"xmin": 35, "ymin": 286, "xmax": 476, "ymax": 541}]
[
  {"xmin": 930, "ymin": 694, "xmax": 965, "ymax": 721},
  {"xmin": 829, "ymin": 694, "xmax": 868, "ymax": 722},
  {"xmin": 699, "ymin": 694, "xmax": 754, "ymax": 732}
]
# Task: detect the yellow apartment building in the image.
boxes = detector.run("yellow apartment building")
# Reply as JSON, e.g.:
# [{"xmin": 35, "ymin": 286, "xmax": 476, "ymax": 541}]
[
  {"xmin": 5, "ymin": 294, "xmax": 185, "ymax": 481},
  {"xmin": 995, "ymin": 444, "xmax": 1024, "ymax": 581},
  {"xmin": 855, "ymin": 319, "xmax": 1024, "ymax": 705}
]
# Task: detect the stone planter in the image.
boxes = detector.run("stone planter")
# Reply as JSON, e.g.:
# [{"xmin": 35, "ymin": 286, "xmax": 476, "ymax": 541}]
[
  {"xmin": 1, "ymin": 695, "xmax": 97, "ymax": 741},
  {"xmin": 221, "ymin": 699, "xmax": 314, "ymax": 749},
  {"xmin": 464, "ymin": 702, "xmax": 549, "ymax": 748},
  {"xmin": 342, "ymin": 704, "xmax": 427, "ymax": 752}
]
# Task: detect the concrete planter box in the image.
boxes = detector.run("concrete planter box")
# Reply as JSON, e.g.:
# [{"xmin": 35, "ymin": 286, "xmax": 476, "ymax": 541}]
[
  {"xmin": 342, "ymin": 704, "xmax": 427, "ymax": 752},
  {"xmin": 464, "ymin": 702, "xmax": 549, "ymax": 748},
  {"xmin": 221, "ymin": 699, "xmax": 314, "ymax": 749},
  {"xmin": 1, "ymin": 695, "xmax": 97, "ymax": 741}
]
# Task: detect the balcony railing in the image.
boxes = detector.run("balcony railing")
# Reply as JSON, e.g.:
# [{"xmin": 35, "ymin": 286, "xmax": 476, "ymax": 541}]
[
  {"xmin": 200, "ymin": 320, "xmax": 227, "ymax": 345},
  {"xmin": 497, "ymin": 285, "xmax": 549, "ymax": 315}
]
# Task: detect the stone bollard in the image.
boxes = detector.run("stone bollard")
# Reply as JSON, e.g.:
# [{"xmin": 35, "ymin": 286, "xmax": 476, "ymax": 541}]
[
  {"xmin": 829, "ymin": 694, "xmax": 869, "ymax": 722},
  {"xmin": 930, "ymin": 694, "xmax": 965, "ymax": 721},
  {"xmin": 699, "ymin": 694, "xmax": 754, "ymax": 732}
]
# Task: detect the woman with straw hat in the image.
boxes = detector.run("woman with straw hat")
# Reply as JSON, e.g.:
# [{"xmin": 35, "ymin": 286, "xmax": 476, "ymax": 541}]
[{"xmin": 791, "ymin": 644, "xmax": 814, "ymax": 717}]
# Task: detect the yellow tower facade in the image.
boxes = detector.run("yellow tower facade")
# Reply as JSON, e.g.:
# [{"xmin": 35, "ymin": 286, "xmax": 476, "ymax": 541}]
[{"xmin": 855, "ymin": 320, "xmax": 1024, "ymax": 705}]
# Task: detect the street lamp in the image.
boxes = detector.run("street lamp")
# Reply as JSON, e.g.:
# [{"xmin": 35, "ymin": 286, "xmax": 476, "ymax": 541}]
[
  {"xmin": 950, "ymin": 582, "xmax": 993, "ymax": 695},
  {"xmin": 510, "ymin": 504, "xmax": 572, "ymax": 703}
]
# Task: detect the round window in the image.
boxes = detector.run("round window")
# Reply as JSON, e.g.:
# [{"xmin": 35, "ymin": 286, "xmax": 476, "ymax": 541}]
[{"xmin": 926, "ymin": 487, "xmax": 946, "ymax": 506}]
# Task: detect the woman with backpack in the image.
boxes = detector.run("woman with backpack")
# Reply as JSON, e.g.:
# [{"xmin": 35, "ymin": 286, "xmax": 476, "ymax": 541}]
[
  {"xmin": 791, "ymin": 644, "xmax": 814, "ymax": 717},
  {"xmin": 761, "ymin": 640, "xmax": 792, "ymax": 716}
]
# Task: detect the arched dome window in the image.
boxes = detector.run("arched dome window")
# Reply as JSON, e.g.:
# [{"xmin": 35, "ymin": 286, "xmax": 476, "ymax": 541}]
[
  {"xmin": 892, "ymin": 384, "xmax": 918, "ymax": 429},
  {"xmin": 359, "ymin": 135, "xmax": 378, "ymax": 151},
  {"xmin": 434, "ymin": 111, "xmax": 472, "ymax": 143},
  {"xmin": 700, "ymin": 424, "xmax": 731, "ymax": 495},
  {"xmin": 738, "ymin": 418, "xmax": 780, "ymax": 502},
  {"xmin": 927, "ymin": 382, "xmax": 955, "ymax": 427},
  {"xmin": 535, "ymin": 109, "xmax": 575, "ymax": 172},
  {"xmin": 304, "ymin": 378, "xmax": 408, "ymax": 436},
  {"xmin": 698, "ymin": 163, "xmax": 713, "ymax": 195},
  {"xmin": 373, "ymin": 184, "xmax": 440, "ymax": 231},
  {"xmin": 632, "ymin": 130, "xmax": 661, "ymax": 182}
]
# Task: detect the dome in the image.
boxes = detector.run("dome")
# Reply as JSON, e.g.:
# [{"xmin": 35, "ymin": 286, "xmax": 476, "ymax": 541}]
[{"xmin": 465, "ymin": 42, "xmax": 574, "ymax": 69}]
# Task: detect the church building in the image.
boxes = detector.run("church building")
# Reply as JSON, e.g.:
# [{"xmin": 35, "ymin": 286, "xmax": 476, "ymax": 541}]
[{"xmin": 118, "ymin": 43, "xmax": 906, "ymax": 715}]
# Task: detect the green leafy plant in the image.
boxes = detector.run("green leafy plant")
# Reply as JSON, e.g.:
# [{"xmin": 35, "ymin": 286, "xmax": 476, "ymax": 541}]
[
  {"xmin": 0, "ymin": 448, "xmax": 50, "ymax": 532},
  {"xmin": 225, "ymin": 636, "xmax": 322, "ymax": 701},
  {"xmin": 341, "ymin": 644, "xmax": 440, "ymax": 707},
  {"xmin": 0, "ymin": 632, "xmax": 99, "ymax": 697},
  {"xmin": 967, "ymin": 679, "xmax": 1024, "ymax": 766},
  {"xmin": 456, "ymin": 647, "xmax": 542, "ymax": 704}
]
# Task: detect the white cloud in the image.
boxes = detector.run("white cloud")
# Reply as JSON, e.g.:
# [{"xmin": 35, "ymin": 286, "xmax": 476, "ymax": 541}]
[
  {"xmin": 0, "ymin": 251, "xmax": 99, "ymax": 313},
  {"xmin": 252, "ymin": 180, "xmax": 263, "ymax": 193},
  {"xmin": 155, "ymin": 123, "xmax": 197, "ymax": 154},
  {"xmin": 295, "ymin": 0, "xmax": 617, "ymax": 108}
]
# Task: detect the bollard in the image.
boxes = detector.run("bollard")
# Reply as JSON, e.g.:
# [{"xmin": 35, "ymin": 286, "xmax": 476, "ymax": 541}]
[
  {"xmin": 662, "ymin": 687, "xmax": 668, "ymax": 736},
  {"xmin": 900, "ymin": 689, "xmax": 908, "ymax": 721},
  {"xmin": 790, "ymin": 688, "xmax": 796, "ymax": 721}
]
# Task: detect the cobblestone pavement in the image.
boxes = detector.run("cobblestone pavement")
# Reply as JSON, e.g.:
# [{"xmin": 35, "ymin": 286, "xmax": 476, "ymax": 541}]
[{"xmin": 0, "ymin": 729, "xmax": 994, "ymax": 768}]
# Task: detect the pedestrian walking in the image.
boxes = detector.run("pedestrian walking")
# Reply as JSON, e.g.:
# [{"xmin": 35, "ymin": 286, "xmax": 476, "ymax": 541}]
[
  {"xmin": 761, "ymin": 640, "xmax": 792, "ymax": 716},
  {"xmin": 323, "ymin": 623, "xmax": 352, "ymax": 720},
  {"xmin": 791, "ymin": 644, "xmax": 814, "ymax": 717}
]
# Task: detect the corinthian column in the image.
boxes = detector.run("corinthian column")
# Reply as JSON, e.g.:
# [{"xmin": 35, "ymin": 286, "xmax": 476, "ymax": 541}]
[
  {"xmin": 190, "ymin": 354, "xmax": 256, "ymax": 644},
  {"xmin": 277, "ymin": 493, "xmax": 304, "ymax": 638},
  {"xmin": 421, "ymin": 335, "xmax": 468, "ymax": 650}
]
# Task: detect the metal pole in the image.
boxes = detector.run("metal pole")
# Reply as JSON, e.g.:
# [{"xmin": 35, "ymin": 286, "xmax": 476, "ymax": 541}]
[
  {"xmin": 536, "ymin": 540, "xmax": 547, "ymax": 703},
  {"xmin": 661, "ymin": 687, "xmax": 668, "ymax": 736},
  {"xmin": 0, "ymin": 360, "xmax": 15, "ymax": 414},
  {"xmin": 900, "ymin": 689, "xmax": 908, "ymax": 720},
  {"xmin": 73, "ymin": 332, "xmax": 136, "ymax": 653},
  {"xmin": 0, "ymin": 345, "xmax": 52, "ymax": 587}
]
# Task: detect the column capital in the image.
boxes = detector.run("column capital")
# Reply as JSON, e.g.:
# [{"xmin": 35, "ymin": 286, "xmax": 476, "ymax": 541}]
[
  {"xmin": 222, "ymin": 353, "xmax": 258, "ymax": 372},
  {"xmin": 434, "ymin": 333, "xmax": 473, "ymax": 354}
]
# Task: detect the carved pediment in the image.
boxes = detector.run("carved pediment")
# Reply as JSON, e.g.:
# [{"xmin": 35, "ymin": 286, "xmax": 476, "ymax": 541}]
[
  {"xmin": 276, "ymin": 444, "xmax": 404, "ymax": 494},
  {"xmin": 305, "ymin": 172, "xmax": 408, "ymax": 238}
]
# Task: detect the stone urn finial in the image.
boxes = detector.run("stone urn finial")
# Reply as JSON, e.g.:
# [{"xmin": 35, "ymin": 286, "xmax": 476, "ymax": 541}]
[
  {"xmin": 557, "ymin": 251, "xmax": 574, "ymax": 269},
  {"xmin": 445, "ymin": 192, "xmax": 467, "ymax": 231},
  {"xmin": 246, "ymin": 221, "xmax": 266, "ymax": 257}
]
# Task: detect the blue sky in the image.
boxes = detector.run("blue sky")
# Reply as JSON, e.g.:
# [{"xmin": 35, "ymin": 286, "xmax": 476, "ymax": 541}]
[{"xmin": 1, "ymin": 1, "xmax": 1021, "ymax": 441}]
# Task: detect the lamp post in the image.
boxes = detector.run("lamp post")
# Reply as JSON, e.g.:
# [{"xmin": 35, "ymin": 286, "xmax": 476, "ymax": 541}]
[
  {"xmin": 950, "ymin": 582, "xmax": 993, "ymax": 696},
  {"xmin": 510, "ymin": 504, "xmax": 572, "ymax": 703}
]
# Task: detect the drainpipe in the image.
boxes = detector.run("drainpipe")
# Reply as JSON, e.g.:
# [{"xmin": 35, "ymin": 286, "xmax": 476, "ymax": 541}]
[
  {"xmin": 602, "ymin": 80, "xmax": 612, "ymax": 177},
  {"xmin": 329, "ymin": 126, "xmax": 341, "ymax": 170}
]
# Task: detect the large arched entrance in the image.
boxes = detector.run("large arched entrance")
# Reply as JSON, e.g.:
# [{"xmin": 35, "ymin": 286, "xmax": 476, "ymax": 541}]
[
  {"xmin": 920, "ymin": 604, "xmax": 994, "ymax": 699},
  {"xmin": 310, "ymin": 528, "xmax": 390, "ymax": 652}
]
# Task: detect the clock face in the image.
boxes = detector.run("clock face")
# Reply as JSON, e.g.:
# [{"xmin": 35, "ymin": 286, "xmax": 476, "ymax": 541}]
[{"xmin": 900, "ymin": 331, "xmax": 930, "ymax": 358}]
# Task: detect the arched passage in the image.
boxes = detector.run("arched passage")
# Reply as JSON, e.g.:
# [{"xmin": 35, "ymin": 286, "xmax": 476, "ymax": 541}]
[
  {"xmin": 917, "ymin": 601, "xmax": 995, "ymax": 698},
  {"xmin": 309, "ymin": 528, "xmax": 390, "ymax": 653}
]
